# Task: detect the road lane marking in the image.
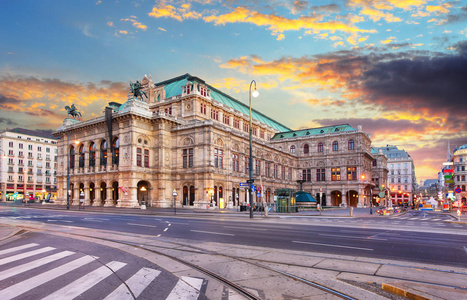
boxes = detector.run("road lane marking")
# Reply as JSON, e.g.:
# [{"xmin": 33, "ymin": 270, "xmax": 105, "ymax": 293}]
[
  {"xmin": 0, "ymin": 243, "xmax": 38, "ymax": 256},
  {"xmin": 292, "ymin": 241, "xmax": 373, "ymax": 251},
  {"xmin": 0, "ymin": 255, "xmax": 96, "ymax": 300},
  {"xmin": 43, "ymin": 260, "xmax": 126, "ymax": 300},
  {"xmin": 127, "ymin": 223, "xmax": 158, "ymax": 228},
  {"xmin": 0, "ymin": 247, "xmax": 56, "ymax": 266},
  {"xmin": 104, "ymin": 267, "xmax": 161, "ymax": 299},
  {"xmin": 166, "ymin": 276, "xmax": 203, "ymax": 300},
  {"xmin": 224, "ymin": 226, "xmax": 267, "ymax": 231},
  {"xmin": 0, "ymin": 251, "xmax": 75, "ymax": 281},
  {"xmin": 190, "ymin": 230, "xmax": 234, "ymax": 236},
  {"xmin": 47, "ymin": 220, "xmax": 73, "ymax": 223},
  {"xmin": 318, "ymin": 234, "xmax": 387, "ymax": 241},
  {"xmin": 464, "ymin": 246, "xmax": 467, "ymax": 255}
]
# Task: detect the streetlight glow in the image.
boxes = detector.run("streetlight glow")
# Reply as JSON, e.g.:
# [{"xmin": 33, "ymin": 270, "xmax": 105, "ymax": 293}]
[{"xmin": 252, "ymin": 89, "xmax": 259, "ymax": 98}]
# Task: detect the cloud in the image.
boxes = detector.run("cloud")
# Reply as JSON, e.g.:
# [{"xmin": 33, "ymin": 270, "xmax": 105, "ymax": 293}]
[
  {"xmin": 0, "ymin": 76, "xmax": 127, "ymax": 130},
  {"xmin": 220, "ymin": 40, "xmax": 467, "ymax": 135},
  {"xmin": 204, "ymin": 6, "xmax": 376, "ymax": 38},
  {"xmin": 148, "ymin": 2, "xmax": 201, "ymax": 21},
  {"xmin": 120, "ymin": 17, "xmax": 148, "ymax": 30}
]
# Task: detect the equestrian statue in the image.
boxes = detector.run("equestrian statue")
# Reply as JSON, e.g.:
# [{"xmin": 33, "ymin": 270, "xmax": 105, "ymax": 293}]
[
  {"xmin": 130, "ymin": 80, "xmax": 147, "ymax": 100},
  {"xmin": 64, "ymin": 104, "xmax": 82, "ymax": 119}
]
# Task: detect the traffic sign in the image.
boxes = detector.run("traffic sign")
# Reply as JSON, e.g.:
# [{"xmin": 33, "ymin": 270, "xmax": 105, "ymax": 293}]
[
  {"xmin": 246, "ymin": 179, "xmax": 255, "ymax": 183},
  {"xmin": 251, "ymin": 185, "xmax": 255, "ymax": 192},
  {"xmin": 256, "ymin": 192, "xmax": 261, "ymax": 197},
  {"xmin": 455, "ymin": 187, "xmax": 462, "ymax": 193},
  {"xmin": 239, "ymin": 182, "xmax": 249, "ymax": 187}
]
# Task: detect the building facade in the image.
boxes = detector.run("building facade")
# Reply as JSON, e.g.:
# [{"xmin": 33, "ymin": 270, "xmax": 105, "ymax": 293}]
[
  {"xmin": 55, "ymin": 74, "xmax": 388, "ymax": 209},
  {"xmin": 373, "ymin": 145, "xmax": 416, "ymax": 205},
  {"xmin": 0, "ymin": 128, "xmax": 58, "ymax": 202},
  {"xmin": 452, "ymin": 144, "xmax": 467, "ymax": 204}
]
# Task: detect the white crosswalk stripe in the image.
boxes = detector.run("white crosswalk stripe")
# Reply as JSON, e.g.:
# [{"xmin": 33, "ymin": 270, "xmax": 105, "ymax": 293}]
[
  {"xmin": 0, "ymin": 243, "xmax": 39, "ymax": 256},
  {"xmin": 167, "ymin": 276, "xmax": 204, "ymax": 300},
  {"xmin": 0, "ymin": 255, "xmax": 96, "ymax": 300},
  {"xmin": 43, "ymin": 261, "xmax": 127, "ymax": 300},
  {"xmin": 0, "ymin": 250, "xmax": 75, "ymax": 281},
  {"xmin": 104, "ymin": 267, "xmax": 161, "ymax": 299},
  {"xmin": 0, "ymin": 243, "xmax": 206, "ymax": 300},
  {"xmin": 0, "ymin": 246, "xmax": 55, "ymax": 266}
]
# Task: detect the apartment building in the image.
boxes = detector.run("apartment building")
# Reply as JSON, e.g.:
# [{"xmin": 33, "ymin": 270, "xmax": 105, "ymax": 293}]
[
  {"xmin": 373, "ymin": 145, "xmax": 416, "ymax": 205},
  {"xmin": 0, "ymin": 128, "xmax": 58, "ymax": 201}
]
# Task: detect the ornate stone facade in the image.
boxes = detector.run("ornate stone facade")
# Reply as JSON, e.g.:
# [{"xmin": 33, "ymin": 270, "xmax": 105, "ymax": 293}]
[{"xmin": 55, "ymin": 74, "xmax": 387, "ymax": 208}]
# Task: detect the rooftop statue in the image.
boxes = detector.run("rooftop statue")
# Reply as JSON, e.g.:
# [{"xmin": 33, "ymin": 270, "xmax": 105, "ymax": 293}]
[
  {"xmin": 130, "ymin": 80, "xmax": 147, "ymax": 100},
  {"xmin": 64, "ymin": 104, "xmax": 82, "ymax": 119}
]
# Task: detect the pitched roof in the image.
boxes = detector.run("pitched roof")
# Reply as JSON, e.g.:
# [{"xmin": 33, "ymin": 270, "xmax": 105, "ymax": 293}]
[
  {"xmin": 155, "ymin": 74, "xmax": 291, "ymax": 132},
  {"xmin": 271, "ymin": 124, "xmax": 357, "ymax": 140},
  {"xmin": 3, "ymin": 128, "xmax": 56, "ymax": 139}
]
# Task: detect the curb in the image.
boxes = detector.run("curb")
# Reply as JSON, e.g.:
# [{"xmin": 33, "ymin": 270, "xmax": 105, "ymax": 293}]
[{"xmin": 382, "ymin": 283, "xmax": 429, "ymax": 300}]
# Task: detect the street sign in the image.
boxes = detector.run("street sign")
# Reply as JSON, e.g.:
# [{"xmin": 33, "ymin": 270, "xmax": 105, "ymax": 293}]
[
  {"xmin": 455, "ymin": 187, "xmax": 462, "ymax": 193},
  {"xmin": 240, "ymin": 182, "xmax": 249, "ymax": 187},
  {"xmin": 445, "ymin": 179, "xmax": 454, "ymax": 184},
  {"xmin": 246, "ymin": 179, "xmax": 255, "ymax": 183},
  {"xmin": 251, "ymin": 185, "xmax": 255, "ymax": 192},
  {"xmin": 256, "ymin": 192, "xmax": 261, "ymax": 197},
  {"xmin": 443, "ymin": 169, "xmax": 454, "ymax": 173}
]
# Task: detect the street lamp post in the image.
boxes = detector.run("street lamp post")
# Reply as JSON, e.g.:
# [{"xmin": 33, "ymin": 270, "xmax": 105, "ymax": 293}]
[
  {"xmin": 66, "ymin": 132, "xmax": 70, "ymax": 210},
  {"xmin": 248, "ymin": 80, "xmax": 259, "ymax": 219}
]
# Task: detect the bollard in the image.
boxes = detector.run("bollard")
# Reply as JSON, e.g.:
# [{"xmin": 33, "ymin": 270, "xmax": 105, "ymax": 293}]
[{"xmin": 350, "ymin": 206, "xmax": 354, "ymax": 217}]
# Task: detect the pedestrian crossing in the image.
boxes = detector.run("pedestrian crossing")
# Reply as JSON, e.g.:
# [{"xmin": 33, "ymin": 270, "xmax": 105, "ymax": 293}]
[
  {"xmin": 393, "ymin": 216, "xmax": 446, "ymax": 221},
  {"xmin": 0, "ymin": 243, "xmax": 207, "ymax": 299}
]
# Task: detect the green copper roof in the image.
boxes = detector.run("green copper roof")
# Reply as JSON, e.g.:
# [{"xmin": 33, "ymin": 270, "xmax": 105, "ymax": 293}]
[
  {"xmin": 155, "ymin": 74, "xmax": 290, "ymax": 132},
  {"xmin": 272, "ymin": 124, "xmax": 356, "ymax": 140}
]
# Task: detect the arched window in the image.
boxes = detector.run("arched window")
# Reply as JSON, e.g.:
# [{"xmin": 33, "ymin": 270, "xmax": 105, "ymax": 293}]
[
  {"xmin": 89, "ymin": 142, "xmax": 96, "ymax": 167},
  {"xmin": 290, "ymin": 145, "xmax": 296, "ymax": 153},
  {"xmin": 318, "ymin": 142, "xmax": 323, "ymax": 153},
  {"xmin": 69, "ymin": 146, "xmax": 75, "ymax": 169},
  {"xmin": 332, "ymin": 141, "xmax": 338, "ymax": 151},
  {"xmin": 100, "ymin": 140, "xmax": 107, "ymax": 166},
  {"xmin": 348, "ymin": 139, "xmax": 354, "ymax": 150},
  {"xmin": 303, "ymin": 144, "xmax": 309, "ymax": 154},
  {"xmin": 112, "ymin": 138, "xmax": 119, "ymax": 166},
  {"xmin": 79, "ymin": 144, "xmax": 85, "ymax": 168}
]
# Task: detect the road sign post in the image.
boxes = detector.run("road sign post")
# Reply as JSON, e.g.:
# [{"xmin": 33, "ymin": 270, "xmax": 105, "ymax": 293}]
[{"xmin": 172, "ymin": 189, "xmax": 177, "ymax": 215}]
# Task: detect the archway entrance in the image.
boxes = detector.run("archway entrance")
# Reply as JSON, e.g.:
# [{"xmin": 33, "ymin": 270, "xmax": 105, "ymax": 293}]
[
  {"xmin": 137, "ymin": 181, "xmax": 149, "ymax": 206},
  {"xmin": 112, "ymin": 181, "xmax": 119, "ymax": 205},
  {"xmin": 89, "ymin": 182, "xmax": 95, "ymax": 205},
  {"xmin": 100, "ymin": 182, "xmax": 107, "ymax": 205},
  {"xmin": 348, "ymin": 190, "xmax": 358, "ymax": 207},
  {"xmin": 315, "ymin": 193, "xmax": 326, "ymax": 207},
  {"xmin": 331, "ymin": 190, "xmax": 341, "ymax": 206}
]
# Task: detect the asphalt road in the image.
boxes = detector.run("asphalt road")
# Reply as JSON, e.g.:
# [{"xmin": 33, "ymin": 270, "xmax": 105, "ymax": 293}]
[
  {"xmin": 0, "ymin": 231, "xmax": 204, "ymax": 299},
  {"xmin": 1, "ymin": 207, "xmax": 466, "ymax": 268}
]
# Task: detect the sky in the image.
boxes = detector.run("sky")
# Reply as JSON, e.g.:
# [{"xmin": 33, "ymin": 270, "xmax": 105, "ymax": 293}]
[{"xmin": 1, "ymin": 0, "xmax": 466, "ymax": 182}]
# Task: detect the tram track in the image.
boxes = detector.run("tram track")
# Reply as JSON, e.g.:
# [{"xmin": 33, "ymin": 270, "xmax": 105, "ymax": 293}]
[{"xmin": 10, "ymin": 226, "xmax": 467, "ymax": 299}]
